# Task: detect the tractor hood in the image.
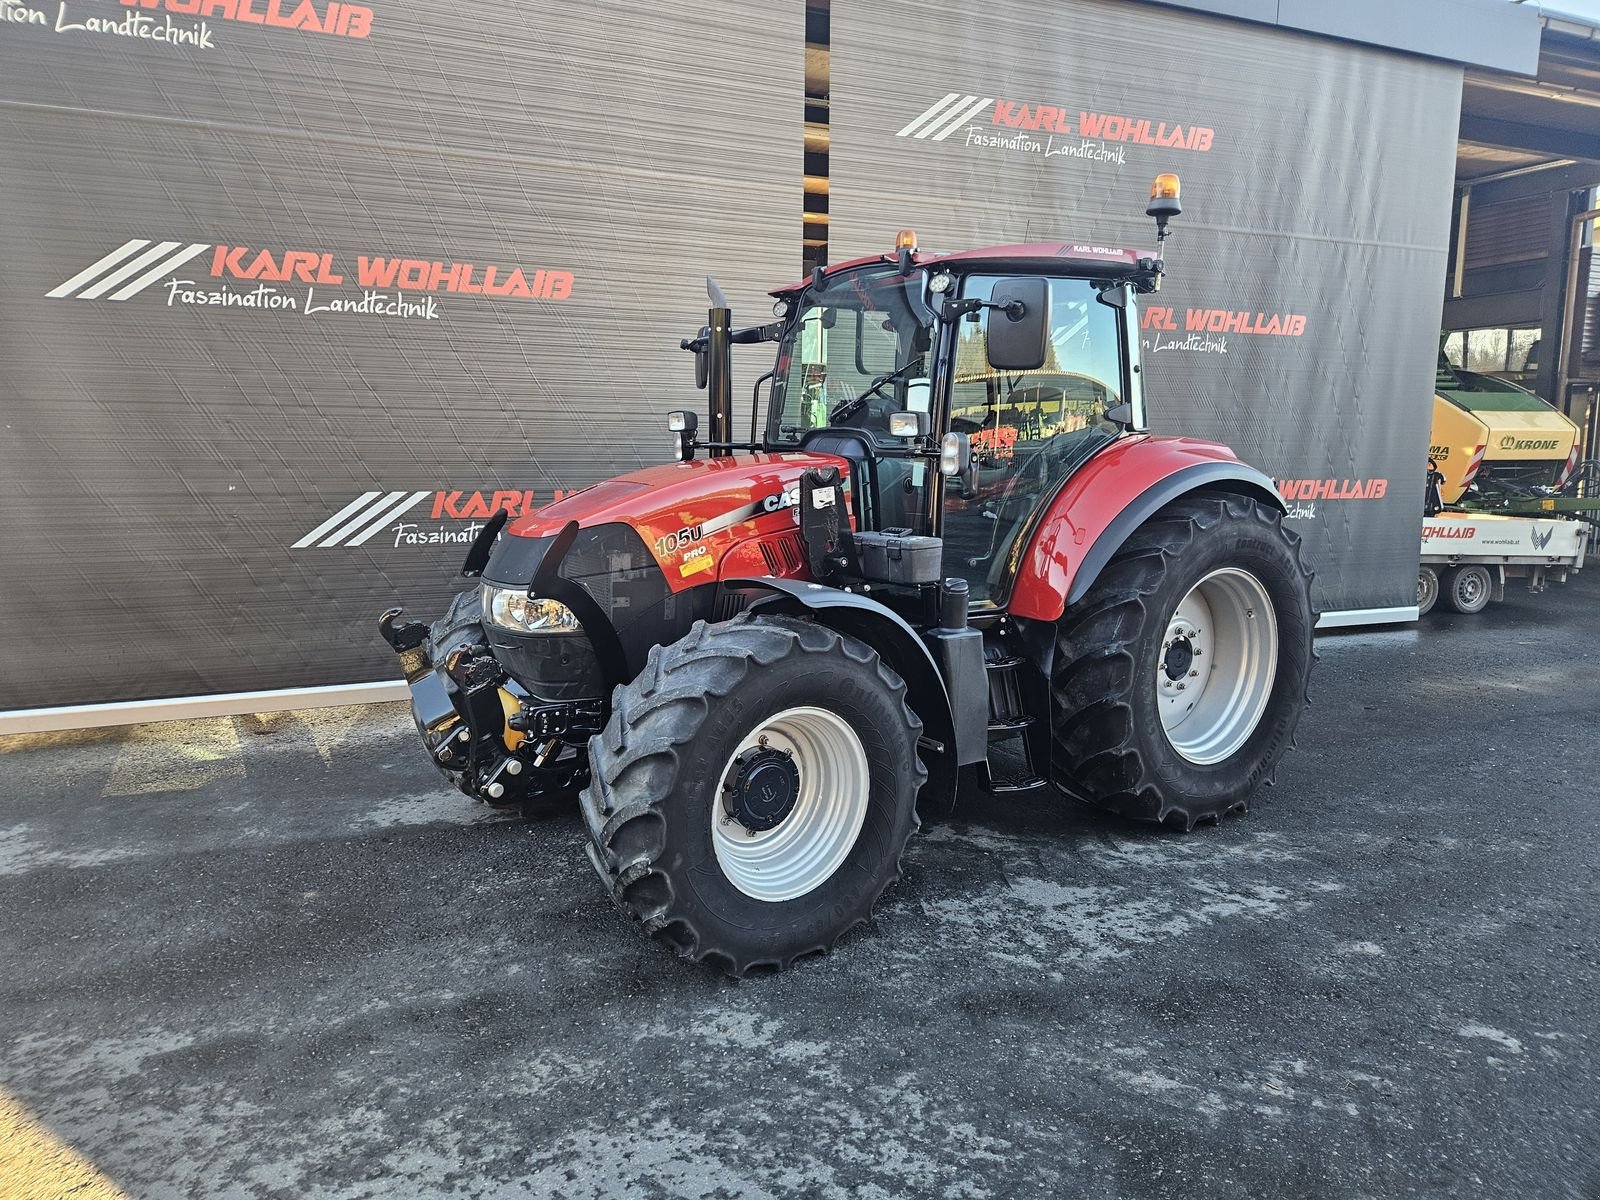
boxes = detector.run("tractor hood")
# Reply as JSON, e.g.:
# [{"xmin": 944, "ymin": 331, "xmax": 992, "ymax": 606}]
[{"xmin": 492, "ymin": 451, "xmax": 851, "ymax": 591}]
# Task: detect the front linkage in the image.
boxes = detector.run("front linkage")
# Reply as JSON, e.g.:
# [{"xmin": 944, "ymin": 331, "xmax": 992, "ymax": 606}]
[{"xmin": 378, "ymin": 602, "xmax": 602, "ymax": 812}]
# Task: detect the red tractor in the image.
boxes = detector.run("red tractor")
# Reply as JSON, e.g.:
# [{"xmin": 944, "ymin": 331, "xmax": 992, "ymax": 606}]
[{"xmin": 380, "ymin": 175, "xmax": 1315, "ymax": 975}]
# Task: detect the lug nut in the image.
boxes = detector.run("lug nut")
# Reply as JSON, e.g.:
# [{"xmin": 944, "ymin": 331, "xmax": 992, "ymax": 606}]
[
  {"xmin": 486, "ymin": 782, "xmax": 505, "ymax": 799},
  {"xmin": 505, "ymin": 760, "xmax": 523, "ymax": 776}
]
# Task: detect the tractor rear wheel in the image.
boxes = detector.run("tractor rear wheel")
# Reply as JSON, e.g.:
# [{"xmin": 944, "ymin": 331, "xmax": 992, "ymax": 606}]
[
  {"xmin": 579, "ymin": 614, "xmax": 925, "ymax": 976},
  {"xmin": 1050, "ymin": 494, "xmax": 1315, "ymax": 828}
]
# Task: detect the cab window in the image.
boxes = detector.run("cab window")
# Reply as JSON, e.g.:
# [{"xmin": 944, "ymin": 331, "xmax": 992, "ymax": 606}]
[{"xmin": 941, "ymin": 275, "xmax": 1124, "ymax": 605}]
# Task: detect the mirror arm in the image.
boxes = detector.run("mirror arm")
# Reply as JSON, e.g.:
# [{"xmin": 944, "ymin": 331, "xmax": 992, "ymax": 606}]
[
  {"xmin": 939, "ymin": 297, "xmax": 1026, "ymax": 323},
  {"xmin": 730, "ymin": 320, "xmax": 785, "ymax": 345}
]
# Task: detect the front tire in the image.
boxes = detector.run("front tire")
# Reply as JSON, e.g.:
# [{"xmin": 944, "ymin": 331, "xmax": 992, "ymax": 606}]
[
  {"xmin": 580, "ymin": 614, "xmax": 925, "ymax": 976},
  {"xmin": 1050, "ymin": 494, "xmax": 1315, "ymax": 828}
]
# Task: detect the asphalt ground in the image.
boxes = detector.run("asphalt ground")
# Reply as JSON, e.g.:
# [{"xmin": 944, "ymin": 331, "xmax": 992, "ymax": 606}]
[{"xmin": 2, "ymin": 573, "xmax": 1598, "ymax": 1200}]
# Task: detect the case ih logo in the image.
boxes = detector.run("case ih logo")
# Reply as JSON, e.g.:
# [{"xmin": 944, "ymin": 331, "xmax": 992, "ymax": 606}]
[
  {"xmin": 294, "ymin": 489, "xmax": 566, "ymax": 550},
  {"xmin": 897, "ymin": 92, "xmax": 1214, "ymax": 164},
  {"xmin": 49, "ymin": 238, "xmax": 573, "ymax": 319}
]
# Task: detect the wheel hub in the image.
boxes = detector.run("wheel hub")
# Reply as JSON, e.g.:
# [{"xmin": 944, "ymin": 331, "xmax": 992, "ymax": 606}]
[
  {"xmin": 724, "ymin": 745, "xmax": 801, "ymax": 832},
  {"xmin": 1162, "ymin": 637, "xmax": 1195, "ymax": 681},
  {"xmin": 1156, "ymin": 568, "xmax": 1279, "ymax": 766}
]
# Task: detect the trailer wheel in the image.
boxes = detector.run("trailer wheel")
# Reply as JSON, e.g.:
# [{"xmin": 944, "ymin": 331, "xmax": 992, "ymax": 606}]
[
  {"xmin": 1050, "ymin": 494, "xmax": 1315, "ymax": 829},
  {"xmin": 1417, "ymin": 566, "xmax": 1439, "ymax": 616},
  {"xmin": 1441, "ymin": 564, "xmax": 1492, "ymax": 614},
  {"xmin": 579, "ymin": 614, "xmax": 924, "ymax": 976}
]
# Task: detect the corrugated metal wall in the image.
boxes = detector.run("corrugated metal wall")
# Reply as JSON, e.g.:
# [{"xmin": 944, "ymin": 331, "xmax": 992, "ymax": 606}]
[
  {"xmin": 0, "ymin": 0, "xmax": 798, "ymax": 708},
  {"xmin": 827, "ymin": 0, "xmax": 1463, "ymax": 615}
]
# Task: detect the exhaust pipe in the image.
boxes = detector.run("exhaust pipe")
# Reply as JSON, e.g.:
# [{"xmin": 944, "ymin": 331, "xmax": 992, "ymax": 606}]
[{"xmin": 706, "ymin": 277, "xmax": 733, "ymax": 455}]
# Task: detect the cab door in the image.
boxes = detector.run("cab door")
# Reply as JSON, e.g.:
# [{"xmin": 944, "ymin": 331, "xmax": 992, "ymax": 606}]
[{"xmin": 939, "ymin": 274, "xmax": 1127, "ymax": 608}]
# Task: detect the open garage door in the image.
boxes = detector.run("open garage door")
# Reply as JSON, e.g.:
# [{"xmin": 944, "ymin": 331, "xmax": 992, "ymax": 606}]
[{"xmin": 1447, "ymin": 12, "xmax": 1600, "ymax": 454}]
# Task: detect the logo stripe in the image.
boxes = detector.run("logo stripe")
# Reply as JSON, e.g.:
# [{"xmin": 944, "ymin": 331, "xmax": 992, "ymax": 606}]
[
  {"xmin": 895, "ymin": 92, "xmax": 963, "ymax": 138},
  {"xmin": 927, "ymin": 95, "xmax": 994, "ymax": 141},
  {"xmin": 344, "ymin": 490, "xmax": 433, "ymax": 547},
  {"xmin": 318, "ymin": 490, "xmax": 410, "ymax": 547},
  {"xmin": 107, "ymin": 243, "xmax": 212, "ymax": 301},
  {"xmin": 291, "ymin": 491, "xmax": 385, "ymax": 549},
  {"xmin": 45, "ymin": 239, "xmax": 152, "ymax": 298},
  {"xmin": 76, "ymin": 241, "xmax": 185, "ymax": 300}
]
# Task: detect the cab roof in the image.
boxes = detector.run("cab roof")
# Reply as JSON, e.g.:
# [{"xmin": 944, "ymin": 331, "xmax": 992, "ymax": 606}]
[{"xmin": 773, "ymin": 242, "xmax": 1155, "ymax": 296}]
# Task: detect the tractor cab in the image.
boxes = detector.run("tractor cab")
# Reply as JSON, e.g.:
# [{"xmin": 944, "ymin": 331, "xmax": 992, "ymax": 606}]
[{"xmin": 755, "ymin": 243, "xmax": 1153, "ymax": 607}]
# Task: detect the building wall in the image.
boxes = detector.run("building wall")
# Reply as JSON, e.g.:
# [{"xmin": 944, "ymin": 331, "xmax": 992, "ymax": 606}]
[
  {"xmin": 1, "ymin": 0, "xmax": 1468, "ymax": 711},
  {"xmin": 828, "ymin": 0, "xmax": 1464, "ymax": 616},
  {"xmin": 0, "ymin": 0, "xmax": 799, "ymax": 709}
]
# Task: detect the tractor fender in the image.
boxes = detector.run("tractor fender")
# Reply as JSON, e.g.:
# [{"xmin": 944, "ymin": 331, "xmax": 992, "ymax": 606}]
[
  {"xmin": 728, "ymin": 576, "xmax": 965, "ymax": 818},
  {"xmin": 1008, "ymin": 436, "xmax": 1284, "ymax": 622}
]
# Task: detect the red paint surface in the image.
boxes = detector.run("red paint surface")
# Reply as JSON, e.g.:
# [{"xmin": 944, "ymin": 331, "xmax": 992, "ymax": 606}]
[
  {"xmin": 1008, "ymin": 435, "xmax": 1249, "ymax": 621},
  {"xmin": 506, "ymin": 452, "xmax": 849, "ymax": 591}
]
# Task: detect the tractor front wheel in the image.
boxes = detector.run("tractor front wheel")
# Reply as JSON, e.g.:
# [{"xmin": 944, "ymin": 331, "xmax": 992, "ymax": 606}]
[
  {"xmin": 579, "ymin": 614, "xmax": 925, "ymax": 976},
  {"xmin": 1050, "ymin": 494, "xmax": 1315, "ymax": 828}
]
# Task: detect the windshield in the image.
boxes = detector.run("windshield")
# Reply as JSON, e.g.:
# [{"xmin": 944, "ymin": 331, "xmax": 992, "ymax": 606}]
[{"xmin": 767, "ymin": 264, "xmax": 936, "ymax": 445}]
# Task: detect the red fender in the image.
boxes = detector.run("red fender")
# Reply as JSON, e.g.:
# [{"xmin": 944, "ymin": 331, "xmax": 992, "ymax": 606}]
[{"xmin": 1008, "ymin": 435, "xmax": 1284, "ymax": 622}]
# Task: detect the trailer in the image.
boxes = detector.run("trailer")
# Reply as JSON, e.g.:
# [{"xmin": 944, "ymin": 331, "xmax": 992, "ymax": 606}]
[{"xmin": 1418, "ymin": 511, "xmax": 1590, "ymax": 615}]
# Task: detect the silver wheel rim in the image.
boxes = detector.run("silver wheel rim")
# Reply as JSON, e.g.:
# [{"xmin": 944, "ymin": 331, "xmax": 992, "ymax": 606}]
[
  {"xmin": 1455, "ymin": 568, "xmax": 1488, "ymax": 609},
  {"xmin": 1157, "ymin": 568, "xmax": 1280, "ymax": 765},
  {"xmin": 1418, "ymin": 568, "xmax": 1438, "ymax": 611},
  {"xmin": 712, "ymin": 706, "xmax": 870, "ymax": 903}
]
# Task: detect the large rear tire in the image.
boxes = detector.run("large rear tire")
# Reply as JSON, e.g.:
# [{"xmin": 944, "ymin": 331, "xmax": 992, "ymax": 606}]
[
  {"xmin": 1050, "ymin": 494, "xmax": 1315, "ymax": 828},
  {"xmin": 580, "ymin": 614, "xmax": 925, "ymax": 976}
]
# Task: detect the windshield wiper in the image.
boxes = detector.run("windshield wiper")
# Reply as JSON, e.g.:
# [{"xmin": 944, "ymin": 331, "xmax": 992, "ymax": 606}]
[{"xmin": 828, "ymin": 358, "xmax": 925, "ymax": 424}]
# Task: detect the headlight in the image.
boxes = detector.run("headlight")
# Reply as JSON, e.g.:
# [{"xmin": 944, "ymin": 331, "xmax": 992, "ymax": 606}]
[{"xmin": 480, "ymin": 584, "xmax": 584, "ymax": 634}]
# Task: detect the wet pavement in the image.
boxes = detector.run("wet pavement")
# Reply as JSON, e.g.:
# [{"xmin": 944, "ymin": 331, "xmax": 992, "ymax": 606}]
[{"xmin": 1, "ymin": 572, "xmax": 1597, "ymax": 1198}]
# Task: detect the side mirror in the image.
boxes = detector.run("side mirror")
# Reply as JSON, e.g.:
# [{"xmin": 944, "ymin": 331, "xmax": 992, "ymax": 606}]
[
  {"xmin": 691, "ymin": 325, "xmax": 709, "ymax": 389},
  {"xmin": 985, "ymin": 278, "xmax": 1050, "ymax": 372}
]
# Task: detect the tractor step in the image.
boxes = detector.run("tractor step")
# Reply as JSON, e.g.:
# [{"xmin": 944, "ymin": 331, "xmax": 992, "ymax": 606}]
[
  {"xmin": 989, "ymin": 776, "xmax": 1047, "ymax": 794},
  {"xmin": 987, "ymin": 716, "xmax": 1035, "ymax": 736},
  {"xmin": 984, "ymin": 650, "xmax": 1031, "ymax": 743}
]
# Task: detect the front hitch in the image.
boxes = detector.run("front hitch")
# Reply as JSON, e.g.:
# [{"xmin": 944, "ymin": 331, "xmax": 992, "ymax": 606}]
[{"xmin": 378, "ymin": 604, "xmax": 602, "ymax": 809}]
